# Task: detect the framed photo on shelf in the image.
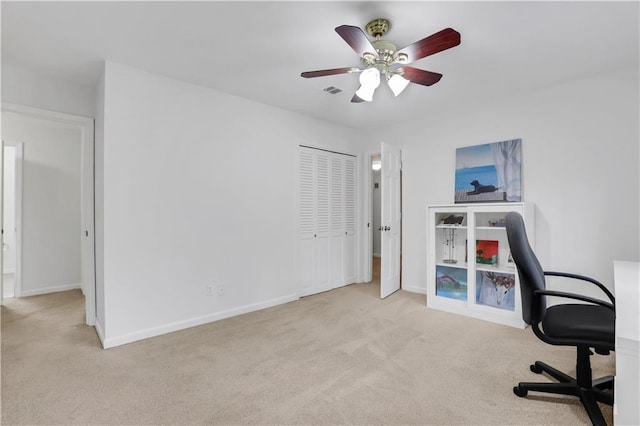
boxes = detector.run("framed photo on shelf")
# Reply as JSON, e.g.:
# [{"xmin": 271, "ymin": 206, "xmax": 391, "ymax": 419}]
[
  {"xmin": 436, "ymin": 265, "xmax": 467, "ymax": 301},
  {"xmin": 476, "ymin": 240, "xmax": 499, "ymax": 265},
  {"xmin": 454, "ymin": 139, "xmax": 522, "ymax": 203},
  {"xmin": 476, "ymin": 271, "xmax": 516, "ymax": 311}
]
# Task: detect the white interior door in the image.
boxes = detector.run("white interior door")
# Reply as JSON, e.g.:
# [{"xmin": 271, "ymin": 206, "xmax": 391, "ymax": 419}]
[
  {"xmin": 380, "ymin": 142, "xmax": 401, "ymax": 299},
  {"xmin": 0, "ymin": 140, "xmax": 4, "ymax": 305}
]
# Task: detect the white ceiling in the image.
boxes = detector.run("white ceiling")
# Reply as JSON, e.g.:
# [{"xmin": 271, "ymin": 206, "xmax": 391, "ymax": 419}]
[{"xmin": 2, "ymin": 1, "xmax": 638, "ymax": 129}]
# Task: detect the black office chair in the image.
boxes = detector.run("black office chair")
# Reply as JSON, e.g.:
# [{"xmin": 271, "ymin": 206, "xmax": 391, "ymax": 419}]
[{"xmin": 505, "ymin": 212, "xmax": 615, "ymax": 426}]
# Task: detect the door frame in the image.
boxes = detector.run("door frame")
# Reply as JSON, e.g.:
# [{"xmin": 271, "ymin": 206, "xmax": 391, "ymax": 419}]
[
  {"xmin": 363, "ymin": 151, "xmax": 378, "ymax": 284},
  {"xmin": 1, "ymin": 103, "xmax": 96, "ymax": 326},
  {"xmin": 1, "ymin": 141, "xmax": 24, "ymax": 299}
]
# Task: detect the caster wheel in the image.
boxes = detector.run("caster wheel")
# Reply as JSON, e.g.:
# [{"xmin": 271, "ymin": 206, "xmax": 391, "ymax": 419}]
[
  {"xmin": 513, "ymin": 386, "xmax": 528, "ymax": 397},
  {"xmin": 530, "ymin": 363, "xmax": 543, "ymax": 374}
]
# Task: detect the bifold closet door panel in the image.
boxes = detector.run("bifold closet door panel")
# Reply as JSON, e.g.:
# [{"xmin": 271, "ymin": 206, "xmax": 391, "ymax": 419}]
[
  {"xmin": 330, "ymin": 155, "xmax": 345, "ymax": 288},
  {"xmin": 343, "ymin": 156, "xmax": 357, "ymax": 285},
  {"xmin": 297, "ymin": 148, "xmax": 316, "ymax": 296},
  {"xmin": 297, "ymin": 147, "xmax": 357, "ymax": 296}
]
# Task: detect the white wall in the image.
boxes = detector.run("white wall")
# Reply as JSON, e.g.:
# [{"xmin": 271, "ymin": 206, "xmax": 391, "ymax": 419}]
[
  {"xmin": 1, "ymin": 113, "xmax": 83, "ymax": 296},
  {"xmin": 99, "ymin": 61, "xmax": 375, "ymax": 347},
  {"xmin": 374, "ymin": 67, "xmax": 639, "ymax": 298},
  {"xmin": 2, "ymin": 60, "xmax": 96, "ymax": 118}
]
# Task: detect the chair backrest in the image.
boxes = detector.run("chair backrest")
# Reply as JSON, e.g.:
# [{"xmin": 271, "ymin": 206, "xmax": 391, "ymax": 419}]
[{"xmin": 505, "ymin": 212, "xmax": 546, "ymax": 325}]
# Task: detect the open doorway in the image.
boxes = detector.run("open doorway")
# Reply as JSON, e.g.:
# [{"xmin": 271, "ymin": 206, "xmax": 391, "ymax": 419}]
[
  {"xmin": 371, "ymin": 154, "xmax": 382, "ymax": 285},
  {"xmin": 0, "ymin": 104, "xmax": 95, "ymax": 326}
]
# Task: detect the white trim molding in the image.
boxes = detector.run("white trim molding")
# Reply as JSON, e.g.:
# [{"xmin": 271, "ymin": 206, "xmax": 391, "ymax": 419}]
[
  {"xmin": 102, "ymin": 293, "xmax": 298, "ymax": 349},
  {"xmin": 21, "ymin": 283, "xmax": 82, "ymax": 297}
]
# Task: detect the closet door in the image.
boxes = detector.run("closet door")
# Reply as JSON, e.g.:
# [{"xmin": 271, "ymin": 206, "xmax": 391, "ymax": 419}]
[
  {"xmin": 297, "ymin": 148, "xmax": 317, "ymax": 297},
  {"xmin": 329, "ymin": 154, "xmax": 344, "ymax": 288},
  {"xmin": 342, "ymin": 156, "xmax": 357, "ymax": 284},
  {"xmin": 297, "ymin": 146, "xmax": 357, "ymax": 297},
  {"xmin": 314, "ymin": 152, "xmax": 331, "ymax": 293}
]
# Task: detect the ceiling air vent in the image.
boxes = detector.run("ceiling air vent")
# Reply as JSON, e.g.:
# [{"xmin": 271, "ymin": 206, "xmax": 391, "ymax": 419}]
[{"xmin": 323, "ymin": 86, "xmax": 343, "ymax": 95}]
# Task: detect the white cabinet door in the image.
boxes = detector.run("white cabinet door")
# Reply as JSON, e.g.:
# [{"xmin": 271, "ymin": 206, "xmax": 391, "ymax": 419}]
[{"xmin": 380, "ymin": 142, "xmax": 401, "ymax": 299}]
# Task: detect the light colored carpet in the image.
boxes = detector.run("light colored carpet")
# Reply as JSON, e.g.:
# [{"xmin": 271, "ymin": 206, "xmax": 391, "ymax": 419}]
[{"xmin": 1, "ymin": 282, "xmax": 614, "ymax": 425}]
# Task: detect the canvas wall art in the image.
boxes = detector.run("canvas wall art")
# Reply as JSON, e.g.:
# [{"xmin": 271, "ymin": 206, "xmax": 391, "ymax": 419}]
[{"xmin": 455, "ymin": 139, "xmax": 522, "ymax": 203}]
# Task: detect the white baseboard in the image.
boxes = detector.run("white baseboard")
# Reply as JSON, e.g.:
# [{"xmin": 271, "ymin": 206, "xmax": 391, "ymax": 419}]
[
  {"xmin": 102, "ymin": 293, "xmax": 299, "ymax": 349},
  {"xmin": 402, "ymin": 283, "xmax": 427, "ymax": 295},
  {"xmin": 94, "ymin": 320, "xmax": 106, "ymax": 348},
  {"xmin": 3, "ymin": 268, "xmax": 16, "ymax": 274},
  {"xmin": 21, "ymin": 282, "xmax": 81, "ymax": 297}
]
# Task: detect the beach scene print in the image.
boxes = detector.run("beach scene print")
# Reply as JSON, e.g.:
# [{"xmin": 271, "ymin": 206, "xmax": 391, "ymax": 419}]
[
  {"xmin": 455, "ymin": 139, "xmax": 522, "ymax": 203},
  {"xmin": 436, "ymin": 265, "xmax": 467, "ymax": 301}
]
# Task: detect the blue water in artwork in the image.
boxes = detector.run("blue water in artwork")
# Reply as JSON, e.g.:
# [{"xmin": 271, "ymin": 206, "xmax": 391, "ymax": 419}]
[
  {"xmin": 455, "ymin": 165, "xmax": 498, "ymax": 191},
  {"xmin": 436, "ymin": 265, "xmax": 468, "ymax": 301},
  {"xmin": 437, "ymin": 289, "xmax": 468, "ymax": 301}
]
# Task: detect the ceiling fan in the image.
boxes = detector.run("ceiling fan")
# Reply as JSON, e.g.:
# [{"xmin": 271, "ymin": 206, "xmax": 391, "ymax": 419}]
[{"xmin": 301, "ymin": 19, "xmax": 461, "ymax": 103}]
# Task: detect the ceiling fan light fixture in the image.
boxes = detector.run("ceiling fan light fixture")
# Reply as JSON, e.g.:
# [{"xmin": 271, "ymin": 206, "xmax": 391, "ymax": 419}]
[
  {"xmin": 355, "ymin": 67, "xmax": 381, "ymax": 102},
  {"xmin": 359, "ymin": 67, "xmax": 381, "ymax": 89},
  {"xmin": 355, "ymin": 85, "xmax": 376, "ymax": 102},
  {"xmin": 388, "ymin": 74, "xmax": 410, "ymax": 97}
]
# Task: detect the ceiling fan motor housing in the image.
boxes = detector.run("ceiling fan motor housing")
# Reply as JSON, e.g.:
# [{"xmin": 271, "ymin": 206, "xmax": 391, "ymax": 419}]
[
  {"xmin": 366, "ymin": 18, "xmax": 390, "ymax": 38},
  {"xmin": 362, "ymin": 39, "xmax": 398, "ymax": 76},
  {"xmin": 362, "ymin": 19, "xmax": 408, "ymax": 71},
  {"xmin": 373, "ymin": 39, "xmax": 397, "ymax": 62}
]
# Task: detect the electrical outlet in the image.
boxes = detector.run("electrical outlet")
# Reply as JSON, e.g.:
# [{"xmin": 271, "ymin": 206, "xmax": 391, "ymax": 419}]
[
  {"xmin": 217, "ymin": 285, "xmax": 225, "ymax": 296},
  {"xmin": 206, "ymin": 285, "xmax": 215, "ymax": 296}
]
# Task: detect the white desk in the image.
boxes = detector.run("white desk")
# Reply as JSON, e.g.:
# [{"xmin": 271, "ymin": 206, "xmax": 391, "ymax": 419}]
[{"xmin": 613, "ymin": 261, "xmax": 640, "ymax": 426}]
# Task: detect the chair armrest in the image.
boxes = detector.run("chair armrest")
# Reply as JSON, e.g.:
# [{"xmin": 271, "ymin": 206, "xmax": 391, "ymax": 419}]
[
  {"xmin": 533, "ymin": 289, "xmax": 615, "ymax": 311},
  {"xmin": 544, "ymin": 271, "xmax": 615, "ymax": 304}
]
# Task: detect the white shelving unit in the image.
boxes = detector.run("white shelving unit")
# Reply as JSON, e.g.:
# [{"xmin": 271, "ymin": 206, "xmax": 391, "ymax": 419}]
[{"xmin": 427, "ymin": 202, "xmax": 534, "ymax": 328}]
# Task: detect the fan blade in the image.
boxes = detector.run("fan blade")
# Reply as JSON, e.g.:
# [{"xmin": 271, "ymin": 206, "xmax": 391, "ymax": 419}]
[
  {"xmin": 301, "ymin": 67, "xmax": 358, "ymax": 78},
  {"xmin": 399, "ymin": 67, "xmax": 443, "ymax": 86},
  {"xmin": 335, "ymin": 25, "xmax": 379, "ymax": 58},
  {"xmin": 394, "ymin": 28, "xmax": 460, "ymax": 64}
]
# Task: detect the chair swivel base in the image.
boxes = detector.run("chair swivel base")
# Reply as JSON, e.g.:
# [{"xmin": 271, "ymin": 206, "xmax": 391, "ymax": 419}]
[{"xmin": 513, "ymin": 361, "xmax": 614, "ymax": 426}]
